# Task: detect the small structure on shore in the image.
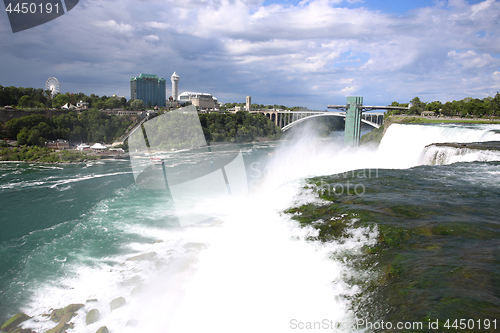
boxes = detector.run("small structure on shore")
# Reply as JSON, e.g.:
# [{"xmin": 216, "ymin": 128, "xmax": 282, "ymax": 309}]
[
  {"xmin": 46, "ymin": 139, "xmax": 69, "ymax": 150},
  {"xmin": 76, "ymin": 143, "xmax": 90, "ymax": 151},
  {"xmin": 91, "ymin": 143, "xmax": 107, "ymax": 151}
]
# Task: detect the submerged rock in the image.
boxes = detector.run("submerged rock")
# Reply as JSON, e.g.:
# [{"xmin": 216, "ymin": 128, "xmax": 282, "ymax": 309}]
[
  {"xmin": 121, "ymin": 275, "xmax": 142, "ymax": 287},
  {"xmin": 130, "ymin": 284, "xmax": 145, "ymax": 296},
  {"xmin": 11, "ymin": 328, "xmax": 35, "ymax": 333},
  {"xmin": 63, "ymin": 304, "xmax": 84, "ymax": 313},
  {"xmin": 427, "ymin": 141, "xmax": 500, "ymax": 151},
  {"xmin": 110, "ymin": 297, "xmax": 126, "ymax": 311},
  {"xmin": 125, "ymin": 252, "xmax": 157, "ymax": 261},
  {"xmin": 46, "ymin": 321, "xmax": 73, "ymax": 333},
  {"xmin": 96, "ymin": 326, "xmax": 109, "ymax": 333},
  {"xmin": 86, "ymin": 309, "xmax": 100, "ymax": 325},
  {"xmin": 59, "ymin": 312, "xmax": 76, "ymax": 324},
  {"xmin": 126, "ymin": 319, "xmax": 138, "ymax": 327},
  {"xmin": 50, "ymin": 304, "xmax": 84, "ymax": 322},
  {"xmin": 1, "ymin": 313, "xmax": 31, "ymax": 332}
]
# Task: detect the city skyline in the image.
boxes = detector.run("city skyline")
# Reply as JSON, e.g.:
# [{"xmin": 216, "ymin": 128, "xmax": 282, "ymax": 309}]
[{"xmin": 0, "ymin": 0, "xmax": 499, "ymax": 110}]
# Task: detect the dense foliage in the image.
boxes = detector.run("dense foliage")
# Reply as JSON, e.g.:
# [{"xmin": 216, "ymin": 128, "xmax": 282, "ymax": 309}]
[
  {"xmin": 389, "ymin": 93, "xmax": 500, "ymax": 117},
  {"xmin": 359, "ymin": 125, "xmax": 384, "ymax": 146},
  {"xmin": 3, "ymin": 110, "xmax": 134, "ymax": 145},
  {"xmin": 0, "ymin": 86, "xmax": 133, "ymax": 110},
  {"xmin": 0, "ymin": 86, "xmax": 50, "ymax": 108},
  {"xmin": 200, "ymin": 111, "xmax": 281, "ymax": 142},
  {"xmin": 0, "ymin": 146, "xmax": 98, "ymax": 162},
  {"xmin": 127, "ymin": 111, "xmax": 281, "ymax": 151}
]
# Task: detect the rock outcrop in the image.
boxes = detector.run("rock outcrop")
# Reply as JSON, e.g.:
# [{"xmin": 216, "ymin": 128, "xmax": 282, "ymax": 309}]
[
  {"xmin": 110, "ymin": 297, "xmax": 126, "ymax": 311},
  {"xmin": 86, "ymin": 309, "xmax": 100, "ymax": 325},
  {"xmin": 1, "ymin": 313, "xmax": 31, "ymax": 332},
  {"xmin": 95, "ymin": 326, "xmax": 109, "ymax": 333}
]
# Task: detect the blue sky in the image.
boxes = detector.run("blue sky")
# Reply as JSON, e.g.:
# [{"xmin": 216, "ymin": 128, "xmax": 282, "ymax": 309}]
[{"xmin": 1, "ymin": 0, "xmax": 499, "ymax": 110}]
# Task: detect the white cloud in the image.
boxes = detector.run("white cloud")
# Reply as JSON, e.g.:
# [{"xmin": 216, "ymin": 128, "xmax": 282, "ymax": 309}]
[
  {"xmin": 493, "ymin": 71, "xmax": 500, "ymax": 82},
  {"xmin": 144, "ymin": 35, "xmax": 160, "ymax": 42},
  {"xmin": 146, "ymin": 22, "xmax": 170, "ymax": 30},
  {"xmin": 93, "ymin": 20, "xmax": 134, "ymax": 34},
  {"xmin": 341, "ymin": 86, "xmax": 357, "ymax": 94},
  {"xmin": 471, "ymin": 0, "xmax": 495, "ymax": 17},
  {"xmin": 447, "ymin": 50, "xmax": 498, "ymax": 69}
]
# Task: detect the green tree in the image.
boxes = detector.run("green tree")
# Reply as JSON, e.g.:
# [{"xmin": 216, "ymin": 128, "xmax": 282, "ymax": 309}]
[
  {"xmin": 130, "ymin": 99, "xmax": 144, "ymax": 110},
  {"xmin": 409, "ymin": 97, "xmax": 425, "ymax": 115},
  {"xmin": 490, "ymin": 92, "xmax": 500, "ymax": 116},
  {"xmin": 52, "ymin": 94, "xmax": 70, "ymax": 108},
  {"xmin": 18, "ymin": 95, "xmax": 32, "ymax": 108},
  {"xmin": 17, "ymin": 128, "xmax": 29, "ymax": 145},
  {"xmin": 104, "ymin": 98, "xmax": 120, "ymax": 110},
  {"xmin": 441, "ymin": 102, "xmax": 454, "ymax": 116},
  {"xmin": 425, "ymin": 101, "xmax": 443, "ymax": 114}
]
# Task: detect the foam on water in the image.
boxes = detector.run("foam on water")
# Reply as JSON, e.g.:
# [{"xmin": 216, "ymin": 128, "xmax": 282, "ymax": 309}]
[{"xmin": 378, "ymin": 123, "xmax": 500, "ymax": 168}]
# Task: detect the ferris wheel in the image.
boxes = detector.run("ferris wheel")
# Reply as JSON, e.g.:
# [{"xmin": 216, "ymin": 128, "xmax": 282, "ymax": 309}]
[{"xmin": 45, "ymin": 77, "xmax": 60, "ymax": 98}]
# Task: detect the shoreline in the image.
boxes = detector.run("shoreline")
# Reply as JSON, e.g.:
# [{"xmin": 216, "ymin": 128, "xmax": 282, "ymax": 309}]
[{"xmin": 0, "ymin": 138, "xmax": 279, "ymax": 164}]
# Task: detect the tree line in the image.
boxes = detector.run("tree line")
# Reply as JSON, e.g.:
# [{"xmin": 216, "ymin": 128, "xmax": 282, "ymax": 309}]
[
  {"xmin": 125, "ymin": 111, "xmax": 282, "ymax": 151},
  {"xmin": 0, "ymin": 85, "xmax": 146, "ymax": 110},
  {"xmin": 200, "ymin": 111, "xmax": 281, "ymax": 143},
  {"xmin": 1, "ymin": 110, "xmax": 134, "ymax": 146},
  {"xmin": 389, "ymin": 93, "xmax": 500, "ymax": 117}
]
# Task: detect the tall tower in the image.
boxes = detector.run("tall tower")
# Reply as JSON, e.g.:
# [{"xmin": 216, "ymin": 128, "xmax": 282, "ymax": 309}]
[
  {"xmin": 344, "ymin": 96, "xmax": 364, "ymax": 147},
  {"xmin": 171, "ymin": 72, "xmax": 180, "ymax": 101},
  {"xmin": 246, "ymin": 96, "xmax": 251, "ymax": 111}
]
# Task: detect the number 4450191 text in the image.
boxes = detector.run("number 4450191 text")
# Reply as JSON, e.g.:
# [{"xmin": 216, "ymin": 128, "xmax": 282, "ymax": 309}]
[{"xmin": 5, "ymin": 3, "xmax": 59, "ymax": 14}]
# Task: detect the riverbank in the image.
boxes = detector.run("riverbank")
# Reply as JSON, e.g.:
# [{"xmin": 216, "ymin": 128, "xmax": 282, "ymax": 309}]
[
  {"xmin": 0, "ymin": 137, "xmax": 278, "ymax": 163},
  {"xmin": 0, "ymin": 146, "xmax": 105, "ymax": 163}
]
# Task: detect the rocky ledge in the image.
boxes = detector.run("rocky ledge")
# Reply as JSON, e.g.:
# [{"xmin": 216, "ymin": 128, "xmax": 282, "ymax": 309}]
[
  {"xmin": 426, "ymin": 141, "xmax": 500, "ymax": 151},
  {"xmin": 1, "ymin": 302, "xmax": 112, "ymax": 333}
]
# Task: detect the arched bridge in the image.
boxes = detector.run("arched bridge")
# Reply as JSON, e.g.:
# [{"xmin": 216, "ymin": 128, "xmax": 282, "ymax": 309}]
[
  {"xmin": 237, "ymin": 97, "xmax": 409, "ymax": 147},
  {"xmin": 244, "ymin": 110, "xmax": 384, "ymax": 131}
]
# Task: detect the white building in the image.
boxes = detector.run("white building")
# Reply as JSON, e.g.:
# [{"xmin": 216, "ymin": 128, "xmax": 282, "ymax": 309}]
[
  {"xmin": 178, "ymin": 92, "xmax": 218, "ymax": 110},
  {"xmin": 171, "ymin": 72, "xmax": 180, "ymax": 101},
  {"xmin": 76, "ymin": 100, "xmax": 89, "ymax": 110}
]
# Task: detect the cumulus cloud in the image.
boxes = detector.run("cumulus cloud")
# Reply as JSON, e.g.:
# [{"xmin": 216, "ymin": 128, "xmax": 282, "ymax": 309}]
[
  {"xmin": 146, "ymin": 22, "xmax": 171, "ymax": 30},
  {"xmin": 448, "ymin": 50, "xmax": 499, "ymax": 69},
  {"xmin": 144, "ymin": 35, "xmax": 161, "ymax": 42},
  {"xmin": 93, "ymin": 20, "xmax": 134, "ymax": 34},
  {"xmin": 471, "ymin": 0, "xmax": 495, "ymax": 17}
]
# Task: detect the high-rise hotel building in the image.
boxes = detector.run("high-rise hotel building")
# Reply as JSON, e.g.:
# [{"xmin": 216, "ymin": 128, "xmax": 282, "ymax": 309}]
[{"xmin": 130, "ymin": 73, "xmax": 166, "ymax": 107}]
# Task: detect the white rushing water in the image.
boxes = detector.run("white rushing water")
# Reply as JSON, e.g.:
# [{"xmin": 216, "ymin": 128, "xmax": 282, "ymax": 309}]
[
  {"xmin": 379, "ymin": 123, "xmax": 500, "ymax": 168},
  {"xmin": 19, "ymin": 123, "xmax": 500, "ymax": 333}
]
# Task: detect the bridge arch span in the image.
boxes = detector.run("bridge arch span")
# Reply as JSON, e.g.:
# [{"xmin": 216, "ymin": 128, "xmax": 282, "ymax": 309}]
[{"xmin": 281, "ymin": 113, "xmax": 380, "ymax": 132}]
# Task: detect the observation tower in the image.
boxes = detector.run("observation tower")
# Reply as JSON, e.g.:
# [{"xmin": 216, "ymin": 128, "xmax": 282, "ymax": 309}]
[{"xmin": 171, "ymin": 72, "xmax": 180, "ymax": 101}]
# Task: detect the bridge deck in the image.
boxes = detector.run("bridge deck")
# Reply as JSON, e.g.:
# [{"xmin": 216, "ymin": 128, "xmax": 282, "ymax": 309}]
[{"xmin": 328, "ymin": 105, "xmax": 409, "ymax": 111}]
